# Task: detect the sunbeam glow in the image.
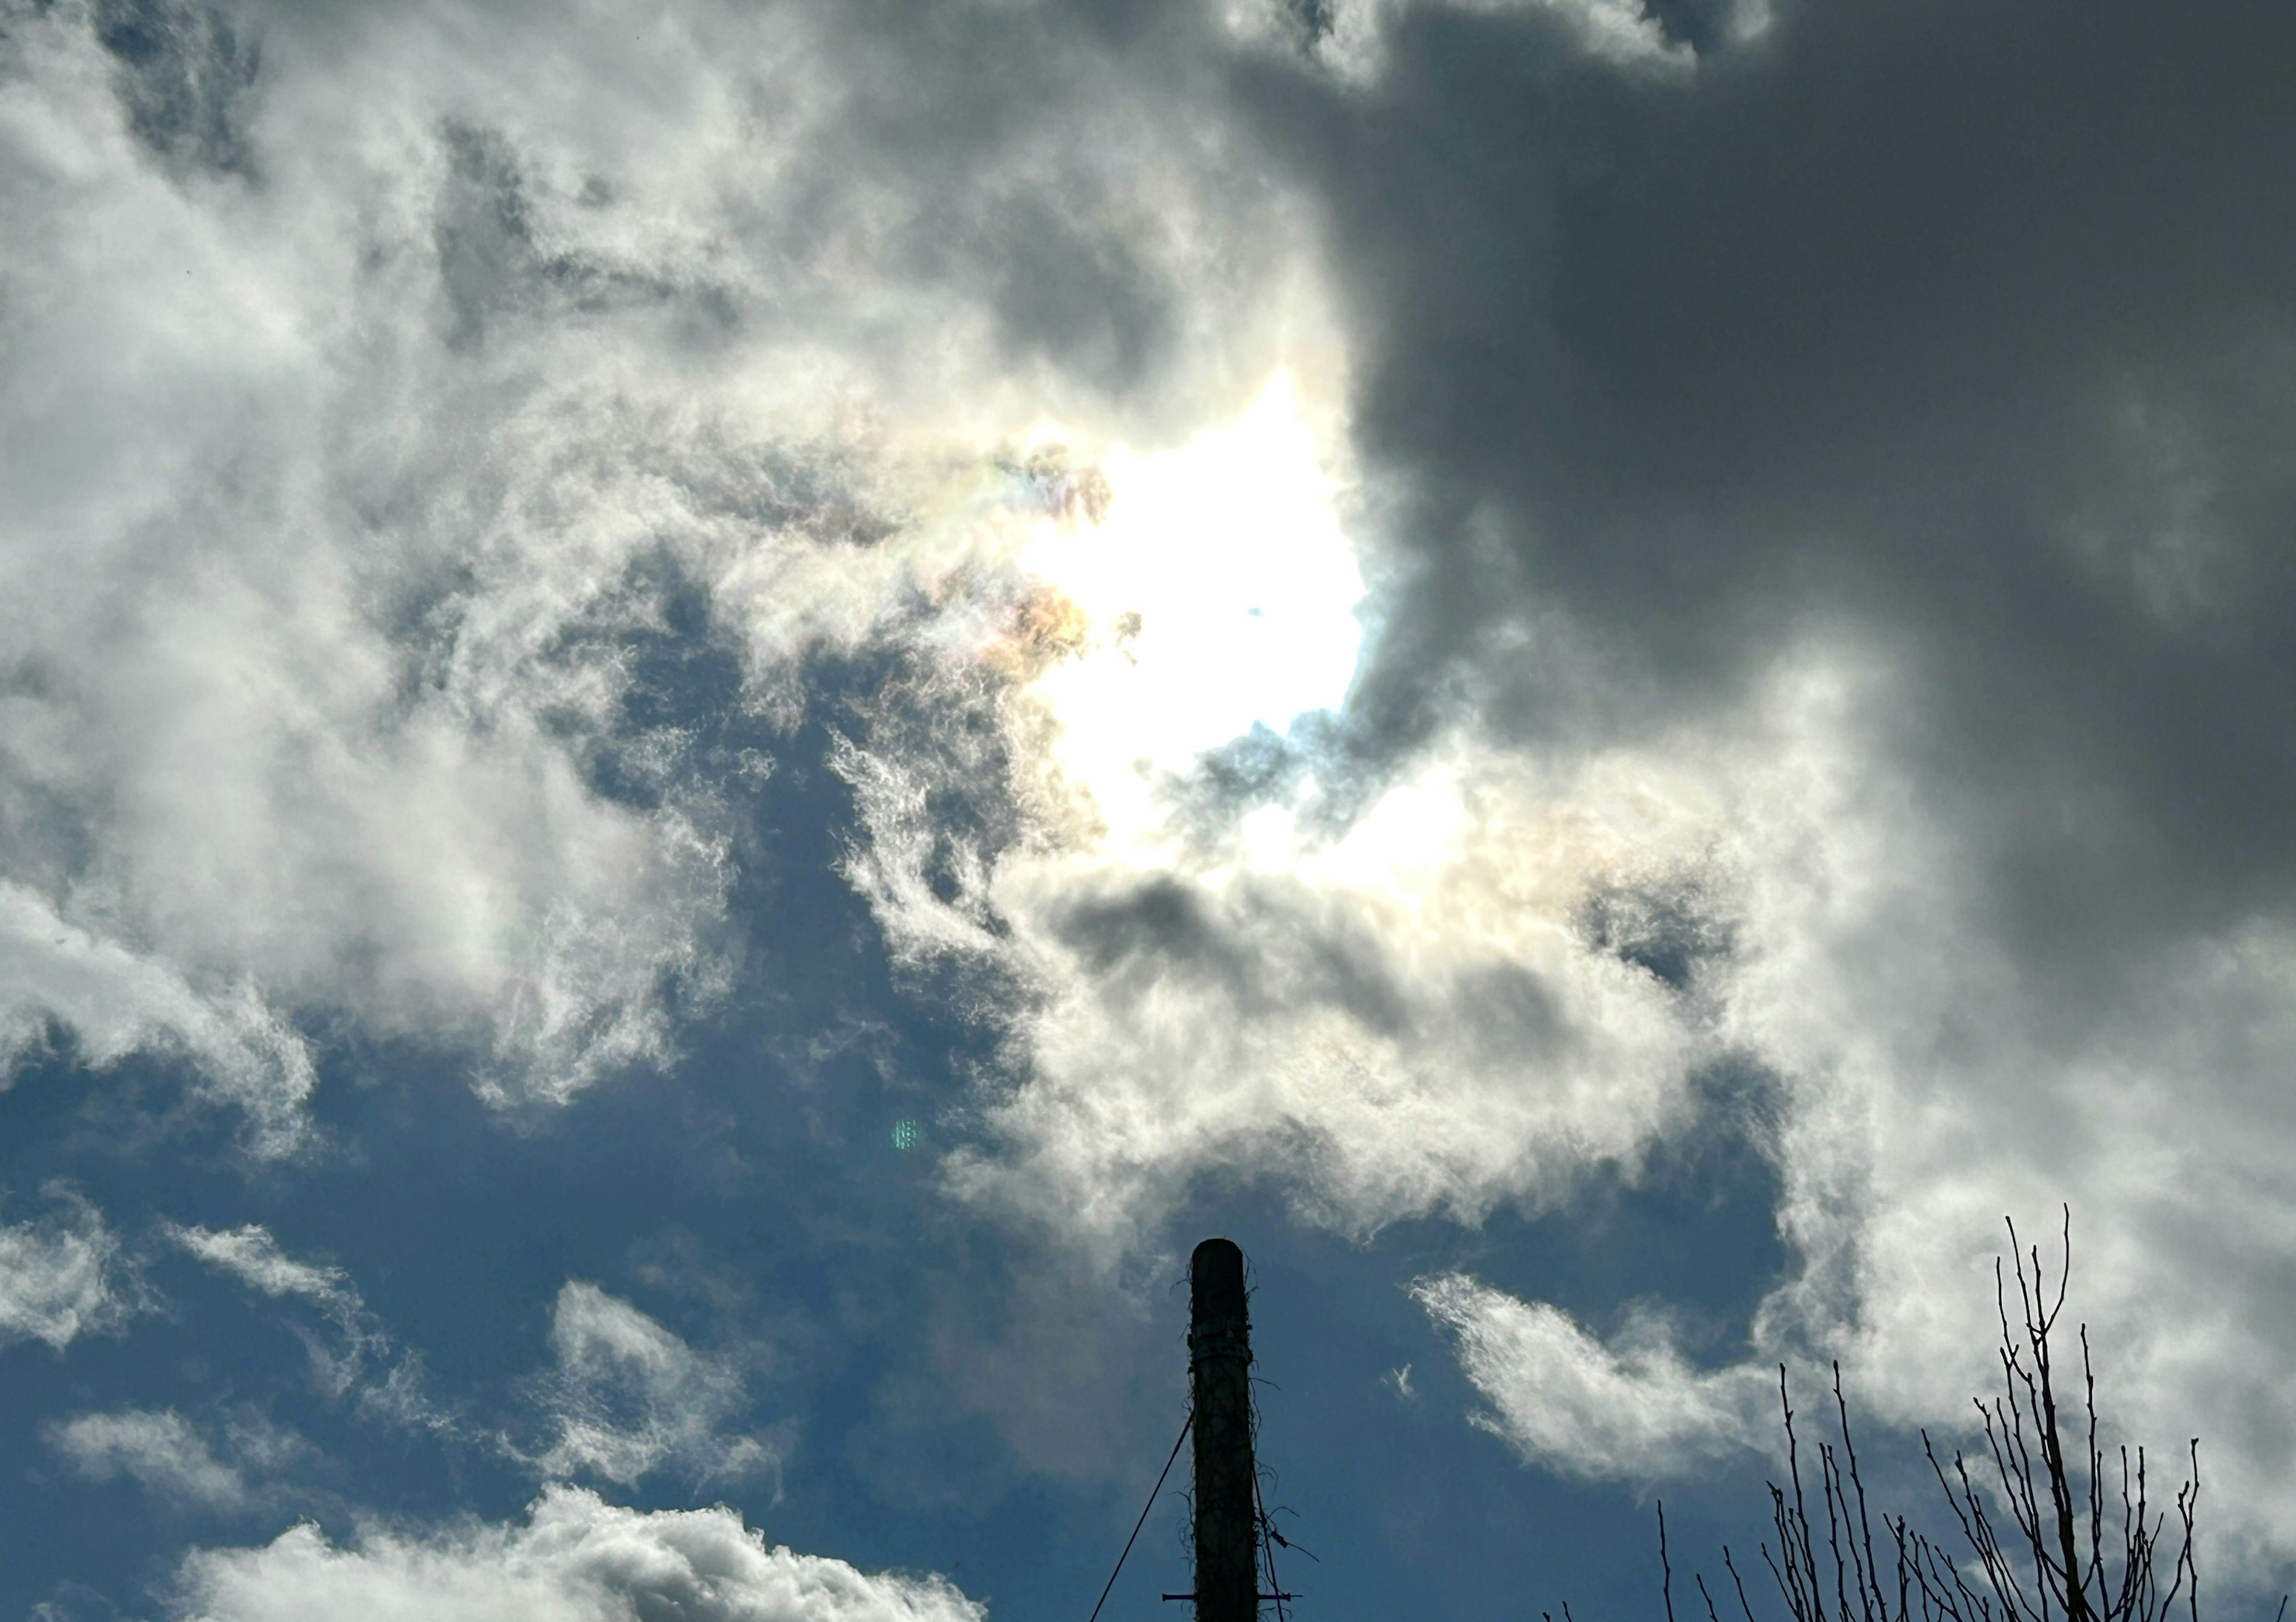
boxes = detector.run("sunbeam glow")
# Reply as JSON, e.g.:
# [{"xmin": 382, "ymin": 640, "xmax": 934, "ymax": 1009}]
[{"xmin": 1014, "ymin": 374, "xmax": 1366, "ymax": 853}]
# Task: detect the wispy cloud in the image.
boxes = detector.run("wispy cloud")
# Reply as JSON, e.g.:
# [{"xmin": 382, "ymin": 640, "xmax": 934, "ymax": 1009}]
[
  {"xmin": 0, "ymin": 1187, "xmax": 126, "ymax": 1351},
  {"xmin": 530, "ymin": 1282, "xmax": 775, "ymax": 1490},
  {"xmin": 167, "ymin": 1223, "xmax": 353, "ymax": 1311},
  {"xmin": 1415, "ymin": 1273, "xmax": 1767, "ymax": 1478},
  {"xmin": 49, "ymin": 1408, "xmax": 248, "ymax": 1511},
  {"xmin": 166, "ymin": 1222, "xmax": 442, "ymax": 1428},
  {"xmin": 0, "ymin": 890, "xmax": 315, "ymax": 1158},
  {"xmin": 46, "ymin": 1407, "xmax": 313, "ymax": 1514}
]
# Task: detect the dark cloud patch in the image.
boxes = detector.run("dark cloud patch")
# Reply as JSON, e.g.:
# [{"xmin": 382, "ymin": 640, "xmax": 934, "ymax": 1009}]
[
  {"xmin": 1181, "ymin": 723, "xmax": 1310, "ymax": 825},
  {"xmin": 1239, "ymin": 0, "xmax": 2296, "ymax": 997},
  {"xmin": 1639, "ymin": 0, "xmax": 1736, "ymax": 54},
  {"xmin": 93, "ymin": 0, "xmax": 259, "ymax": 178},
  {"xmin": 752, "ymin": 0, "xmax": 1281, "ymax": 411},
  {"xmin": 1579, "ymin": 873, "xmax": 1732, "ymax": 992},
  {"xmin": 1169, "ymin": 712, "xmax": 1412, "ymax": 853},
  {"xmin": 432, "ymin": 122, "xmax": 734, "ymax": 355},
  {"xmin": 1448, "ymin": 958, "xmax": 1567, "ymax": 1057},
  {"xmin": 975, "ymin": 192, "xmax": 1176, "ymax": 393},
  {"xmin": 0, "ymin": 660, "xmax": 97, "ymax": 898},
  {"xmin": 1049, "ymin": 874, "xmax": 1253, "ymax": 986},
  {"xmin": 536, "ymin": 549, "xmax": 753, "ymax": 818},
  {"xmin": 1289, "ymin": 0, "xmax": 1336, "ymax": 50},
  {"xmin": 432, "ymin": 122, "xmax": 540, "ymax": 353},
  {"xmin": 1045, "ymin": 873, "xmax": 1431, "ymax": 1039}
]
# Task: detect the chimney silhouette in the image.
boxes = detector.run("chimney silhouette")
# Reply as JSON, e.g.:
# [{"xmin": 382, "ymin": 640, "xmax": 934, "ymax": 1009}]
[{"xmin": 1189, "ymin": 1237, "xmax": 1257, "ymax": 1622}]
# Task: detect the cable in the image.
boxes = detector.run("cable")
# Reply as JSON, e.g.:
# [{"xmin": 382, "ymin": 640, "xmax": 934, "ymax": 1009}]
[{"xmin": 1088, "ymin": 1411, "xmax": 1193, "ymax": 1622}]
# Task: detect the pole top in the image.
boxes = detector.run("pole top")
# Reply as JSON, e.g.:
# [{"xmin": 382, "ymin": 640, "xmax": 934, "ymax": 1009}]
[{"xmin": 1189, "ymin": 1237, "xmax": 1247, "ymax": 1322}]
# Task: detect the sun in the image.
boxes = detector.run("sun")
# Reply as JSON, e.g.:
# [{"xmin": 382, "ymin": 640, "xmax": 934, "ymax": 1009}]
[{"xmin": 1012, "ymin": 373, "xmax": 1368, "ymax": 856}]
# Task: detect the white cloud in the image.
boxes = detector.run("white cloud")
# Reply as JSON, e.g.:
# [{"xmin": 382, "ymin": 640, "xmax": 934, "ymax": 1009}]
[
  {"xmin": 1342, "ymin": 653, "xmax": 2296, "ymax": 1577},
  {"xmin": 1698, "ymin": 668, "xmax": 2296, "ymax": 1566},
  {"xmin": 535, "ymin": 1282, "xmax": 773, "ymax": 1489},
  {"xmin": 814, "ymin": 385, "xmax": 1720, "ymax": 1256},
  {"xmin": 0, "ymin": 1187, "xmax": 123, "ymax": 1350},
  {"xmin": 1228, "ymin": 0, "xmax": 1696, "ymax": 86},
  {"xmin": 46, "ymin": 1407, "xmax": 310, "ymax": 1512},
  {"xmin": 0, "ymin": 885, "xmax": 315, "ymax": 1157},
  {"xmin": 939, "ymin": 840, "xmax": 1704, "ymax": 1252},
  {"xmin": 169, "ymin": 1223, "xmax": 353, "ymax": 1309},
  {"xmin": 0, "ymin": 1, "xmax": 744, "ymax": 1123},
  {"xmin": 896, "ymin": 733, "xmax": 1723, "ymax": 1252},
  {"xmin": 836, "ymin": 557, "xmax": 2296, "ymax": 1573},
  {"xmin": 167, "ymin": 1222, "xmax": 447, "ymax": 1426},
  {"xmin": 1415, "ymin": 1273, "xmax": 1767, "ymax": 1477},
  {"xmin": 50, "ymin": 1408, "xmax": 248, "ymax": 1510},
  {"xmin": 175, "ymin": 1484, "xmax": 982, "ymax": 1622},
  {"xmin": 0, "ymin": 0, "xmax": 1337, "ymax": 1130},
  {"xmin": 167, "ymin": 1239, "xmax": 756, "ymax": 1475}
]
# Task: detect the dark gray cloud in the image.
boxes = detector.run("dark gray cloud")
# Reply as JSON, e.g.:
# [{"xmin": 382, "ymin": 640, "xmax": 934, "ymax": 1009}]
[
  {"xmin": 1242, "ymin": 0, "xmax": 2296, "ymax": 995},
  {"xmin": 94, "ymin": 0, "xmax": 260, "ymax": 176}
]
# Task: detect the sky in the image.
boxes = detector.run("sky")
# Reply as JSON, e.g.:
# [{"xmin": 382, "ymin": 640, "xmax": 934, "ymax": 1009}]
[{"xmin": 1, "ymin": 0, "xmax": 2292, "ymax": 1615}]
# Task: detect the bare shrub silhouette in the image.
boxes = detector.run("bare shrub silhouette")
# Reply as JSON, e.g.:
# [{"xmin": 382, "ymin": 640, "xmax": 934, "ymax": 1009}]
[{"xmin": 1671, "ymin": 1212, "xmax": 2221, "ymax": 1622}]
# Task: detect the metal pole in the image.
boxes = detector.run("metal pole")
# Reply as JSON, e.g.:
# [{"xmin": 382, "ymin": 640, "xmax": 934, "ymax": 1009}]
[{"xmin": 1189, "ymin": 1237, "xmax": 1257, "ymax": 1622}]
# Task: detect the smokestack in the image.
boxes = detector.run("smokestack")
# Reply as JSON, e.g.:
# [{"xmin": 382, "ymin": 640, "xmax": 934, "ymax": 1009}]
[{"xmin": 1189, "ymin": 1237, "xmax": 1257, "ymax": 1622}]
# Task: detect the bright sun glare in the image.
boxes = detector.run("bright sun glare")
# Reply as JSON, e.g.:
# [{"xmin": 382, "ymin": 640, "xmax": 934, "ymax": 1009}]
[{"xmin": 1015, "ymin": 374, "xmax": 1367, "ymax": 855}]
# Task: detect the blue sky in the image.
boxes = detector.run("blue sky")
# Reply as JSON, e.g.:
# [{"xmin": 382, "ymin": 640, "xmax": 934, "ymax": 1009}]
[{"xmin": 3, "ymin": 0, "xmax": 2295, "ymax": 1616}]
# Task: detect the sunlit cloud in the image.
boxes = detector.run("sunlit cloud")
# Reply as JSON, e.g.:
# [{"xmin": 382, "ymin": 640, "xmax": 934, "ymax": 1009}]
[{"xmin": 174, "ymin": 1486, "xmax": 984, "ymax": 1622}]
